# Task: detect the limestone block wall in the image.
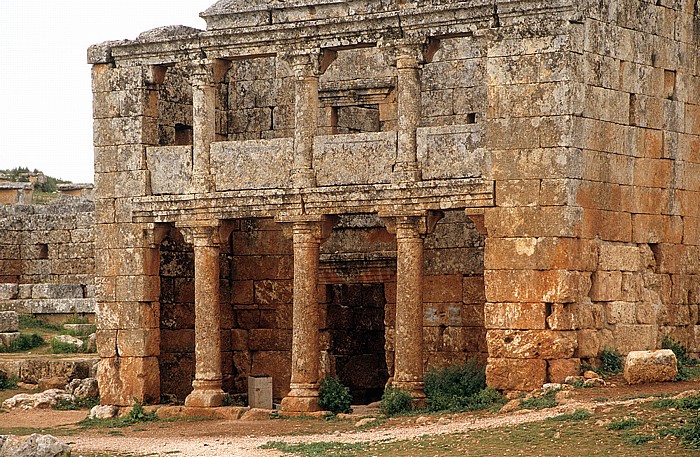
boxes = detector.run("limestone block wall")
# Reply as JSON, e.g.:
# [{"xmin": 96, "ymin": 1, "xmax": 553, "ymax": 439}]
[
  {"xmin": 0, "ymin": 200, "xmax": 94, "ymax": 285},
  {"xmin": 92, "ymin": 63, "xmax": 161, "ymax": 406},
  {"xmin": 482, "ymin": 10, "xmax": 589, "ymax": 390},
  {"xmin": 572, "ymin": 0, "xmax": 700, "ymax": 360}
]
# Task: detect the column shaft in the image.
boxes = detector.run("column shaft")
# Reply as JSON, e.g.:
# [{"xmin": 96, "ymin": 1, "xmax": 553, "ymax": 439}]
[
  {"xmin": 184, "ymin": 227, "xmax": 224, "ymax": 407},
  {"xmin": 394, "ymin": 48, "xmax": 422, "ymax": 182},
  {"xmin": 291, "ymin": 58, "xmax": 320, "ymax": 188},
  {"xmin": 192, "ymin": 76, "xmax": 215, "ymax": 191},
  {"xmin": 281, "ymin": 221, "xmax": 325, "ymax": 412},
  {"xmin": 393, "ymin": 220, "xmax": 426, "ymax": 401}
]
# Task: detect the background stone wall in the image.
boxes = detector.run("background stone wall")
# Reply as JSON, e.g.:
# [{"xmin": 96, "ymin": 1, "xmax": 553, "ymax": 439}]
[{"xmin": 0, "ymin": 200, "xmax": 94, "ymax": 285}]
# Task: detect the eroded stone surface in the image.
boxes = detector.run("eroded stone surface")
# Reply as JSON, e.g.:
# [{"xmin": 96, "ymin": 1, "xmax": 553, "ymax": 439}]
[{"xmin": 624, "ymin": 350, "xmax": 678, "ymax": 385}]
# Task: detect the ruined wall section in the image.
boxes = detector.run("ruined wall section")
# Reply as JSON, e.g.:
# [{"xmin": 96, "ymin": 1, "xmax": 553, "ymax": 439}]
[
  {"xmin": 92, "ymin": 63, "xmax": 162, "ymax": 406},
  {"xmin": 482, "ymin": 13, "xmax": 592, "ymax": 390},
  {"xmin": 571, "ymin": 0, "xmax": 700, "ymax": 360},
  {"xmin": 0, "ymin": 200, "xmax": 94, "ymax": 285}
]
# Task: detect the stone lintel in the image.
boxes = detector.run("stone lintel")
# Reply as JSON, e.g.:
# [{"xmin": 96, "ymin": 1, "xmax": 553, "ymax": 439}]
[{"xmin": 176, "ymin": 220, "xmax": 236, "ymax": 246}]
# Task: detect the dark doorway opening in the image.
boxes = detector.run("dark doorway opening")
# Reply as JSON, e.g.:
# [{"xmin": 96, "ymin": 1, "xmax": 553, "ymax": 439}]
[{"xmin": 326, "ymin": 283, "xmax": 389, "ymax": 404}]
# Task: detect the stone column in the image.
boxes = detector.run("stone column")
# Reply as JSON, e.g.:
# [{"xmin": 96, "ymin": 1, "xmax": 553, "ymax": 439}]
[
  {"xmin": 179, "ymin": 222, "xmax": 225, "ymax": 407},
  {"xmin": 279, "ymin": 215, "xmax": 336, "ymax": 412},
  {"xmin": 393, "ymin": 43, "xmax": 423, "ymax": 182},
  {"xmin": 288, "ymin": 50, "xmax": 336, "ymax": 188},
  {"xmin": 191, "ymin": 65, "xmax": 216, "ymax": 193},
  {"xmin": 382, "ymin": 212, "xmax": 442, "ymax": 403}
]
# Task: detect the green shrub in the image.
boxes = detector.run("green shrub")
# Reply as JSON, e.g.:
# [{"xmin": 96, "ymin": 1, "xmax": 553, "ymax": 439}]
[
  {"xmin": 53, "ymin": 395, "xmax": 100, "ymax": 410},
  {"xmin": 662, "ymin": 337, "xmax": 699, "ymax": 381},
  {"xmin": 0, "ymin": 371, "xmax": 18, "ymax": 390},
  {"xmin": 380, "ymin": 386, "xmax": 413, "ymax": 416},
  {"xmin": 600, "ymin": 348, "xmax": 623, "ymax": 374},
  {"xmin": 424, "ymin": 360, "xmax": 487, "ymax": 412},
  {"xmin": 318, "ymin": 376, "xmax": 352, "ymax": 415},
  {"xmin": 127, "ymin": 399, "xmax": 158, "ymax": 422},
  {"xmin": 51, "ymin": 337, "xmax": 87, "ymax": 354},
  {"xmin": 0, "ymin": 333, "xmax": 45, "ymax": 353}
]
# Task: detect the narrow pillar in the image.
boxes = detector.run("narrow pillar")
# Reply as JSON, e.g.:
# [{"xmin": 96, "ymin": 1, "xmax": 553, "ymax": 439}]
[
  {"xmin": 191, "ymin": 67, "xmax": 216, "ymax": 192},
  {"xmin": 382, "ymin": 212, "xmax": 443, "ymax": 404},
  {"xmin": 393, "ymin": 44, "xmax": 423, "ymax": 182},
  {"xmin": 279, "ymin": 216, "xmax": 336, "ymax": 412},
  {"xmin": 288, "ymin": 50, "xmax": 336, "ymax": 188},
  {"xmin": 179, "ymin": 223, "xmax": 224, "ymax": 407}
]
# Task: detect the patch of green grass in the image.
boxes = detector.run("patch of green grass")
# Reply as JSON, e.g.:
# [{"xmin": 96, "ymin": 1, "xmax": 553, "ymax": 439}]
[
  {"xmin": 551, "ymin": 409, "xmax": 594, "ymax": 422},
  {"xmin": 51, "ymin": 337, "xmax": 91, "ymax": 354},
  {"xmin": 260, "ymin": 441, "xmax": 368, "ymax": 456},
  {"xmin": 19, "ymin": 315, "xmax": 62, "ymax": 331},
  {"xmin": 607, "ymin": 418, "xmax": 643, "ymax": 431},
  {"xmin": 520, "ymin": 390, "xmax": 558, "ymax": 410},
  {"xmin": 628, "ymin": 435, "xmax": 655, "ymax": 445},
  {"xmin": 52, "ymin": 395, "xmax": 100, "ymax": 410}
]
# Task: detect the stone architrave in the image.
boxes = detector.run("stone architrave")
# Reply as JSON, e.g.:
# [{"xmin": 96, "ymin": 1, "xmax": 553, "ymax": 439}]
[
  {"xmin": 278, "ymin": 215, "xmax": 337, "ymax": 412},
  {"xmin": 382, "ymin": 211, "xmax": 443, "ymax": 404},
  {"xmin": 178, "ymin": 221, "xmax": 235, "ymax": 407}
]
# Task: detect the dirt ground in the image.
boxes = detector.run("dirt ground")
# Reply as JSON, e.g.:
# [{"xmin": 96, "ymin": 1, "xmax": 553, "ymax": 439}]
[{"xmin": 1, "ymin": 377, "xmax": 699, "ymax": 457}]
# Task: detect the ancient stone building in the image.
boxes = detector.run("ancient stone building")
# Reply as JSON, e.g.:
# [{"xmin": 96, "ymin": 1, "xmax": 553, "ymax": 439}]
[{"xmin": 89, "ymin": 0, "xmax": 700, "ymax": 410}]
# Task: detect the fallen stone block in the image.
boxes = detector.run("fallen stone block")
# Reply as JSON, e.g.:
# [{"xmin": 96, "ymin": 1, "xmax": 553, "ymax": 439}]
[
  {"xmin": 38, "ymin": 376, "xmax": 69, "ymax": 391},
  {"xmin": 0, "ymin": 433, "xmax": 71, "ymax": 457},
  {"xmin": 624, "ymin": 349, "xmax": 678, "ymax": 384},
  {"xmin": 89, "ymin": 404, "xmax": 118, "ymax": 419},
  {"xmin": 0, "ymin": 311, "xmax": 19, "ymax": 332},
  {"xmin": 52, "ymin": 335, "xmax": 84, "ymax": 350},
  {"xmin": 66, "ymin": 377, "xmax": 98, "ymax": 399},
  {"xmin": 1, "ymin": 389, "xmax": 74, "ymax": 410}
]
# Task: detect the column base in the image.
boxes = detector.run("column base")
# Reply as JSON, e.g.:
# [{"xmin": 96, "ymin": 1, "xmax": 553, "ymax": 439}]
[
  {"xmin": 184, "ymin": 381, "xmax": 225, "ymax": 408},
  {"xmin": 280, "ymin": 384, "xmax": 321, "ymax": 413},
  {"xmin": 391, "ymin": 381, "xmax": 427, "ymax": 408}
]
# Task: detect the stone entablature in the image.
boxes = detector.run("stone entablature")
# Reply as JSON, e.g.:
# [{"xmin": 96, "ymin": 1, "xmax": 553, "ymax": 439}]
[{"xmin": 90, "ymin": 0, "xmax": 700, "ymax": 409}]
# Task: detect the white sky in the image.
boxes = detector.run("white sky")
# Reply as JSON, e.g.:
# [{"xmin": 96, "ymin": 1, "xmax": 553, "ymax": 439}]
[{"xmin": 0, "ymin": 1, "xmax": 214, "ymax": 183}]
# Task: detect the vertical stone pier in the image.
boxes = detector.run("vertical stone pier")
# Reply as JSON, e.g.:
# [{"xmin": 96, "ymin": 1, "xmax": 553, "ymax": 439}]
[
  {"xmin": 179, "ymin": 222, "xmax": 226, "ymax": 407},
  {"xmin": 383, "ymin": 212, "xmax": 442, "ymax": 404},
  {"xmin": 280, "ymin": 216, "xmax": 336, "ymax": 412},
  {"xmin": 191, "ymin": 63, "xmax": 216, "ymax": 192},
  {"xmin": 393, "ymin": 42, "xmax": 423, "ymax": 182}
]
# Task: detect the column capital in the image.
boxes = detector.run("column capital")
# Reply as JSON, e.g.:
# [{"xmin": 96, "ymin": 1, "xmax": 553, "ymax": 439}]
[
  {"xmin": 176, "ymin": 220, "xmax": 235, "ymax": 247},
  {"xmin": 379, "ymin": 211, "xmax": 444, "ymax": 236},
  {"xmin": 189, "ymin": 58, "xmax": 231, "ymax": 86},
  {"xmin": 281, "ymin": 49, "xmax": 337, "ymax": 78},
  {"xmin": 275, "ymin": 214, "xmax": 338, "ymax": 243},
  {"xmin": 144, "ymin": 222, "xmax": 171, "ymax": 249}
]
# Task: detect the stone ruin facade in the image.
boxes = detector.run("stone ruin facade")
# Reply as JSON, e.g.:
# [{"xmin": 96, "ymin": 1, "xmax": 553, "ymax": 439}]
[
  {"xmin": 0, "ymin": 200, "xmax": 95, "ymax": 321},
  {"xmin": 88, "ymin": 0, "xmax": 700, "ymax": 410}
]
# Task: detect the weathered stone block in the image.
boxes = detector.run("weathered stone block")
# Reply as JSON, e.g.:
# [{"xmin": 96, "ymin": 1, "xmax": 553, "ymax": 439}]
[
  {"xmin": 576, "ymin": 329, "xmax": 601, "ymax": 358},
  {"xmin": 484, "ymin": 206, "xmax": 583, "ymax": 238},
  {"xmin": 486, "ymin": 357, "xmax": 546, "ymax": 391},
  {"xmin": 547, "ymin": 358, "xmax": 580, "ymax": 383},
  {"xmin": 0, "ymin": 284, "xmax": 18, "ymax": 300},
  {"xmin": 0, "ymin": 311, "xmax": 19, "ymax": 332},
  {"xmin": 623, "ymin": 349, "xmax": 678, "ymax": 384},
  {"xmin": 484, "ymin": 302, "xmax": 547, "ymax": 330},
  {"xmin": 612, "ymin": 324, "xmax": 656, "ymax": 354},
  {"xmin": 485, "ymin": 270, "xmax": 590, "ymax": 303},
  {"xmin": 485, "ymin": 237, "xmax": 597, "ymax": 271},
  {"xmin": 146, "ymin": 146, "xmax": 193, "ymax": 195},
  {"xmin": 116, "ymin": 328, "xmax": 160, "ymax": 357},
  {"xmin": 31, "ymin": 284, "xmax": 84, "ymax": 299},
  {"xmin": 416, "ymin": 125, "xmax": 487, "ymax": 180},
  {"xmin": 487, "ymin": 329, "xmax": 577, "ymax": 359},
  {"xmin": 589, "ymin": 271, "xmax": 622, "ymax": 302}
]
